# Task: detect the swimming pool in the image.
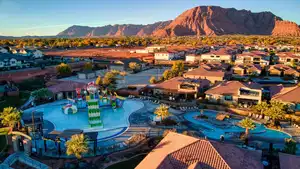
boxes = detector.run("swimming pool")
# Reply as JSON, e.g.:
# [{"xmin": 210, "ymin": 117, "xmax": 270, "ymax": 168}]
[
  {"xmin": 184, "ymin": 110, "xmax": 291, "ymax": 142},
  {"xmin": 23, "ymin": 99, "xmax": 144, "ymax": 140}
]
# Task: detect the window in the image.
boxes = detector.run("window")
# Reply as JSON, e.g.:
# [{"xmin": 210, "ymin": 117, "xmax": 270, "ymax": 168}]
[
  {"xmin": 296, "ymin": 103, "xmax": 300, "ymax": 110},
  {"xmin": 216, "ymin": 56, "xmax": 220, "ymax": 58},
  {"xmin": 224, "ymin": 95, "xmax": 233, "ymax": 101},
  {"xmin": 11, "ymin": 61, "xmax": 16, "ymax": 64},
  {"xmin": 210, "ymin": 55, "xmax": 214, "ymax": 58},
  {"xmin": 287, "ymin": 59, "xmax": 291, "ymax": 62}
]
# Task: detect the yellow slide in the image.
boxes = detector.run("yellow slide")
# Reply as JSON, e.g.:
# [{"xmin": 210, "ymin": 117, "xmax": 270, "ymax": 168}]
[
  {"xmin": 10, "ymin": 131, "xmax": 32, "ymax": 140},
  {"xmin": 114, "ymin": 92, "xmax": 126, "ymax": 100}
]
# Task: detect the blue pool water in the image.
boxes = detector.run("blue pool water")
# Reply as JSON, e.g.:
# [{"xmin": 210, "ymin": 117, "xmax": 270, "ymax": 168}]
[
  {"xmin": 24, "ymin": 99, "xmax": 144, "ymax": 140},
  {"xmin": 184, "ymin": 110, "xmax": 291, "ymax": 142}
]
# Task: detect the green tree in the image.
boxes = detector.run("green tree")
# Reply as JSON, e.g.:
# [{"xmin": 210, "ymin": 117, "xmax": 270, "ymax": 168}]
[
  {"xmin": 83, "ymin": 62, "xmax": 93, "ymax": 71},
  {"xmin": 239, "ymin": 118, "xmax": 255, "ymax": 136},
  {"xmin": 129, "ymin": 62, "xmax": 141, "ymax": 73},
  {"xmin": 95, "ymin": 76, "xmax": 102, "ymax": 86},
  {"xmin": 149, "ymin": 76, "xmax": 156, "ymax": 84},
  {"xmin": 283, "ymin": 138, "xmax": 297, "ymax": 155},
  {"xmin": 66, "ymin": 134, "xmax": 88, "ymax": 159},
  {"xmin": 162, "ymin": 69, "xmax": 173, "ymax": 80},
  {"xmin": 154, "ymin": 104, "xmax": 170, "ymax": 120},
  {"xmin": 264, "ymin": 101, "xmax": 286, "ymax": 125},
  {"xmin": 56, "ymin": 63, "xmax": 72, "ymax": 76},
  {"xmin": 0, "ymin": 107, "xmax": 22, "ymax": 130},
  {"xmin": 171, "ymin": 61, "xmax": 184, "ymax": 76},
  {"xmin": 251, "ymin": 101, "xmax": 269, "ymax": 115},
  {"xmin": 31, "ymin": 88, "xmax": 53, "ymax": 101},
  {"xmin": 102, "ymin": 71, "xmax": 117, "ymax": 90}
]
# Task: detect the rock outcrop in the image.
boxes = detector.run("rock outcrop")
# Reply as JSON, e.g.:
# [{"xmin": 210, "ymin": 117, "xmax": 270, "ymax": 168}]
[{"xmin": 57, "ymin": 6, "xmax": 300, "ymax": 37}]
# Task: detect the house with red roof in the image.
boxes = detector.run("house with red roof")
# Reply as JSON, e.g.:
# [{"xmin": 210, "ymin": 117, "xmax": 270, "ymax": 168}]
[
  {"xmin": 205, "ymin": 81, "xmax": 263, "ymax": 106},
  {"xmin": 200, "ymin": 48, "xmax": 234, "ymax": 63},
  {"xmin": 183, "ymin": 63, "xmax": 231, "ymax": 83},
  {"xmin": 277, "ymin": 52, "xmax": 300, "ymax": 66},
  {"xmin": 235, "ymin": 51, "xmax": 270, "ymax": 66},
  {"xmin": 47, "ymin": 80, "xmax": 87, "ymax": 100},
  {"xmin": 136, "ymin": 132, "xmax": 264, "ymax": 169},
  {"xmin": 232, "ymin": 64, "xmax": 262, "ymax": 77},
  {"xmin": 150, "ymin": 77, "xmax": 210, "ymax": 101},
  {"xmin": 154, "ymin": 51, "xmax": 176, "ymax": 61},
  {"xmin": 268, "ymin": 64, "xmax": 299, "ymax": 78},
  {"xmin": 272, "ymin": 85, "xmax": 300, "ymax": 111}
]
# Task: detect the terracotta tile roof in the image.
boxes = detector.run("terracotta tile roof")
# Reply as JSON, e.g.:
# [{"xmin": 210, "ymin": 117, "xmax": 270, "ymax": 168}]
[
  {"xmin": 233, "ymin": 64, "xmax": 262, "ymax": 72},
  {"xmin": 205, "ymin": 81, "xmax": 261, "ymax": 96},
  {"xmin": 201, "ymin": 62, "xmax": 230, "ymax": 71},
  {"xmin": 237, "ymin": 51, "xmax": 267, "ymax": 58},
  {"xmin": 211, "ymin": 142, "xmax": 263, "ymax": 169},
  {"xmin": 205, "ymin": 48, "xmax": 232, "ymax": 56},
  {"xmin": 184, "ymin": 67, "xmax": 225, "ymax": 78},
  {"xmin": 277, "ymin": 52, "xmax": 300, "ymax": 59},
  {"xmin": 137, "ymin": 132, "xmax": 264, "ymax": 169},
  {"xmin": 273, "ymin": 86, "xmax": 300, "ymax": 103},
  {"xmin": 48, "ymin": 81, "xmax": 87, "ymax": 94},
  {"xmin": 136, "ymin": 132, "xmax": 198, "ymax": 169},
  {"xmin": 160, "ymin": 140, "xmax": 231, "ymax": 169},
  {"xmin": 279, "ymin": 153, "xmax": 300, "ymax": 169},
  {"xmin": 269, "ymin": 64, "xmax": 293, "ymax": 71}
]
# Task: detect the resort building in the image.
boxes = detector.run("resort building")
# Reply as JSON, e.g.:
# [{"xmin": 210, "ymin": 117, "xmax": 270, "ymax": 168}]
[
  {"xmin": 235, "ymin": 51, "xmax": 270, "ymax": 66},
  {"xmin": 183, "ymin": 63, "xmax": 231, "ymax": 83},
  {"xmin": 136, "ymin": 132, "xmax": 264, "ymax": 169},
  {"xmin": 146, "ymin": 45, "xmax": 167, "ymax": 53},
  {"xmin": 150, "ymin": 77, "xmax": 210, "ymax": 100},
  {"xmin": 277, "ymin": 52, "xmax": 300, "ymax": 66},
  {"xmin": 232, "ymin": 64, "xmax": 262, "ymax": 77},
  {"xmin": 110, "ymin": 58, "xmax": 147, "ymax": 71},
  {"xmin": 47, "ymin": 81, "xmax": 87, "ymax": 100},
  {"xmin": 185, "ymin": 54, "xmax": 201, "ymax": 63},
  {"xmin": 268, "ymin": 64, "xmax": 299, "ymax": 78},
  {"xmin": 200, "ymin": 48, "xmax": 234, "ymax": 63},
  {"xmin": 0, "ymin": 47, "xmax": 8, "ymax": 53},
  {"xmin": 272, "ymin": 85, "xmax": 300, "ymax": 112},
  {"xmin": 0, "ymin": 53, "xmax": 32, "ymax": 70},
  {"xmin": 205, "ymin": 81, "xmax": 263, "ymax": 106},
  {"xmin": 154, "ymin": 51, "xmax": 176, "ymax": 60}
]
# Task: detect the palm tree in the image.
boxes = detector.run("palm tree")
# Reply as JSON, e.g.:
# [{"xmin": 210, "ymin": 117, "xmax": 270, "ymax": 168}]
[
  {"xmin": 66, "ymin": 134, "xmax": 88, "ymax": 159},
  {"xmin": 129, "ymin": 62, "xmax": 141, "ymax": 73},
  {"xmin": 154, "ymin": 104, "xmax": 170, "ymax": 121},
  {"xmin": 239, "ymin": 118, "xmax": 255, "ymax": 137},
  {"xmin": 0, "ymin": 107, "xmax": 22, "ymax": 131}
]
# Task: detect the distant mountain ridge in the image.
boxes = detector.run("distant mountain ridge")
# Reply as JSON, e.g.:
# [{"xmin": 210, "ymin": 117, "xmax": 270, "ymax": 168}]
[
  {"xmin": 57, "ymin": 6, "xmax": 300, "ymax": 37},
  {"xmin": 57, "ymin": 21, "xmax": 172, "ymax": 37}
]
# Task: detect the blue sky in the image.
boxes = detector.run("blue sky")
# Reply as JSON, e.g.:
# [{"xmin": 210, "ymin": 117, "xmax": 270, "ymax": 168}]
[{"xmin": 0, "ymin": 0, "xmax": 299, "ymax": 36}]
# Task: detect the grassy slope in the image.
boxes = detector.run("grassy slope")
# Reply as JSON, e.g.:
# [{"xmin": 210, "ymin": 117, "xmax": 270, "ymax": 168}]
[{"xmin": 106, "ymin": 154, "xmax": 146, "ymax": 169}]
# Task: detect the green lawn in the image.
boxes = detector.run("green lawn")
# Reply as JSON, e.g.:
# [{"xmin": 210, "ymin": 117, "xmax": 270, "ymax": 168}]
[
  {"xmin": 0, "ymin": 91, "xmax": 30, "ymax": 111},
  {"xmin": 106, "ymin": 154, "xmax": 146, "ymax": 169}
]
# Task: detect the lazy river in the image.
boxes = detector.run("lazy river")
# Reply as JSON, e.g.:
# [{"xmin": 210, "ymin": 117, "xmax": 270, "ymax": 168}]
[{"xmin": 184, "ymin": 110, "xmax": 291, "ymax": 142}]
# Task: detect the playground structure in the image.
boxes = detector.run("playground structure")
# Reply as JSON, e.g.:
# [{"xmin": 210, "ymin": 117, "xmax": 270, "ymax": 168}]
[
  {"xmin": 62, "ymin": 104, "xmax": 78, "ymax": 115},
  {"xmin": 61, "ymin": 81, "xmax": 126, "ymax": 128}
]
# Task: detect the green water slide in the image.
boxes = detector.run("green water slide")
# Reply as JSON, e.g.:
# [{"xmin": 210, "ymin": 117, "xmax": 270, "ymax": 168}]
[{"xmin": 87, "ymin": 99, "xmax": 102, "ymax": 127}]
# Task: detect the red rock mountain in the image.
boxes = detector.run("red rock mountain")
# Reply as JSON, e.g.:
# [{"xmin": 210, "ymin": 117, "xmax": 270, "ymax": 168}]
[{"xmin": 57, "ymin": 6, "xmax": 300, "ymax": 37}]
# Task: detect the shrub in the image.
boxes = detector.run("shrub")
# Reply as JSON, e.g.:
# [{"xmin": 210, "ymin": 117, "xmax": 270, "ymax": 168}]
[{"xmin": 161, "ymin": 118, "xmax": 177, "ymax": 126}]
